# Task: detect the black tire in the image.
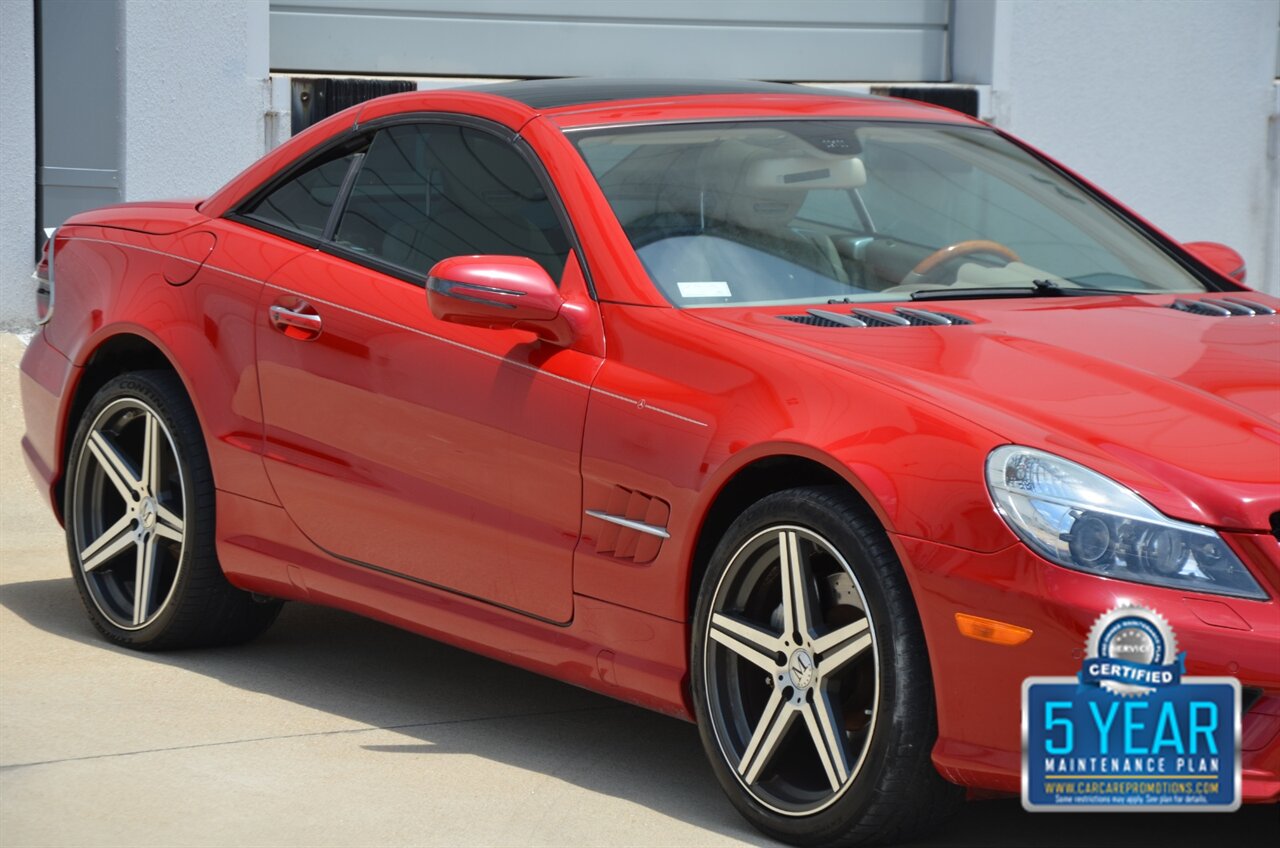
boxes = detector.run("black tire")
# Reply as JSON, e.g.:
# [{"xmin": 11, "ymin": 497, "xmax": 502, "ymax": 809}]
[
  {"xmin": 691, "ymin": 486, "xmax": 962, "ymax": 846},
  {"xmin": 64, "ymin": 370, "xmax": 281, "ymax": 650}
]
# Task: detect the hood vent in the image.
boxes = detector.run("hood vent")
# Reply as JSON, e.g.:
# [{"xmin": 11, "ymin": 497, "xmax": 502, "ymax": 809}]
[
  {"xmin": 1170, "ymin": 297, "xmax": 1276, "ymax": 317},
  {"xmin": 781, "ymin": 307, "xmax": 972, "ymax": 328},
  {"xmin": 781, "ymin": 312, "xmax": 855, "ymax": 328}
]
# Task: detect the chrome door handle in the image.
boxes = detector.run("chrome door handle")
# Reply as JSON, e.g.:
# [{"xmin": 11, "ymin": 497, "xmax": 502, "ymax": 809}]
[{"xmin": 269, "ymin": 303, "xmax": 323, "ymax": 340}]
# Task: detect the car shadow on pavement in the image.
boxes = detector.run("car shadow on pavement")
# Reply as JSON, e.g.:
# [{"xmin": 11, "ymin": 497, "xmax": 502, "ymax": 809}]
[{"xmin": 2, "ymin": 576, "xmax": 1276, "ymax": 848}]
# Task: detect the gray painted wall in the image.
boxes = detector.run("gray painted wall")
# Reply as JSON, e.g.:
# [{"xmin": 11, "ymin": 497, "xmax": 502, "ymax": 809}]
[
  {"xmin": 0, "ymin": 0, "xmax": 36, "ymax": 331},
  {"xmin": 269, "ymin": 0, "xmax": 950, "ymax": 81},
  {"xmin": 40, "ymin": 0, "xmax": 124, "ymax": 233}
]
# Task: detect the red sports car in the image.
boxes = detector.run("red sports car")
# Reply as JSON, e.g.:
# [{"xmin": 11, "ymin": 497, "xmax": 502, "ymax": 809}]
[{"xmin": 19, "ymin": 79, "xmax": 1280, "ymax": 845}]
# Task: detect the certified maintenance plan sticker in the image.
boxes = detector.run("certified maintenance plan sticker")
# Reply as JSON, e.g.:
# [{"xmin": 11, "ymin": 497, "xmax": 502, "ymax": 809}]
[{"xmin": 1022, "ymin": 604, "xmax": 1241, "ymax": 811}]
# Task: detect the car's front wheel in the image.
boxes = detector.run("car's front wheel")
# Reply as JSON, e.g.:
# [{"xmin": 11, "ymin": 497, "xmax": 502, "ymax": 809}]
[
  {"xmin": 65, "ymin": 370, "xmax": 281, "ymax": 650},
  {"xmin": 691, "ymin": 486, "xmax": 962, "ymax": 846}
]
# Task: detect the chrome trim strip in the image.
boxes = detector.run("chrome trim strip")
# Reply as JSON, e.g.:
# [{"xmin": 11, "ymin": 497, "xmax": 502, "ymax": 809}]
[
  {"xmin": 267, "ymin": 281, "xmax": 705, "ymax": 426},
  {"xmin": 987, "ymin": 482, "xmax": 1219, "ymax": 537},
  {"xmin": 560, "ymin": 116, "xmax": 963, "ymax": 135},
  {"xmin": 1223, "ymin": 297, "xmax": 1275, "ymax": 315},
  {"xmin": 1171, "ymin": 298, "xmax": 1231, "ymax": 316},
  {"xmin": 585, "ymin": 509, "xmax": 671, "ymax": 539},
  {"xmin": 894, "ymin": 306, "xmax": 952, "ymax": 325},
  {"xmin": 806, "ymin": 309, "xmax": 866, "ymax": 328},
  {"xmin": 1203, "ymin": 298, "xmax": 1254, "ymax": 316},
  {"xmin": 66, "ymin": 236, "xmax": 260, "ymax": 285},
  {"xmin": 851, "ymin": 307, "xmax": 910, "ymax": 326},
  {"xmin": 318, "ymin": 542, "xmax": 571, "ymax": 627},
  {"xmin": 57, "ymin": 235, "xmax": 709, "ymax": 428},
  {"xmin": 451, "ymin": 280, "xmax": 526, "ymax": 298},
  {"xmin": 426, "ymin": 276, "xmax": 520, "ymax": 309}
]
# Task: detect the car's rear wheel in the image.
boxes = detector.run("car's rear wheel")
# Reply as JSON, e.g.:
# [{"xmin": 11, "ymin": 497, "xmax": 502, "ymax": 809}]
[
  {"xmin": 65, "ymin": 370, "xmax": 281, "ymax": 650},
  {"xmin": 691, "ymin": 486, "xmax": 962, "ymax": 846}
]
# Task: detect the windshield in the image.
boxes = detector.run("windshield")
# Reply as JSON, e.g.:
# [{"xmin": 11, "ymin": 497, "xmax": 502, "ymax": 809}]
[{"xmin": 571, "ymin": 121, "xmax": 1211, "ymax": 306}]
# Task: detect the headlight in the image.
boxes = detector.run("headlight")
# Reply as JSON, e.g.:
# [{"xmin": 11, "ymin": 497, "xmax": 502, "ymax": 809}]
[{"xmin": 985, "ymin": 446, "xmax": 1267, "ymax": 600}]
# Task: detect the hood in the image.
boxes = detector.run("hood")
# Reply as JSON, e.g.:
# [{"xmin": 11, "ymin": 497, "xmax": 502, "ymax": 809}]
[{"xmin": 694, "ymin": 294, "xmax": 1280, "ymax": 531}]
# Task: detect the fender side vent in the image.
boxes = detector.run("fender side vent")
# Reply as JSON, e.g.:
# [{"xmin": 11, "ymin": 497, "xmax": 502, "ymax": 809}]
[
  {"xmin": 779, "ymin": 307, "xmax": 972, "ymax": 328},
  {"xmin": 586, "ymin": 486, "xmax": 671, "ymax": 564},
  {"xmin": 1170, "ymin": 297, "xmax": 1276, "ymax": 316}
]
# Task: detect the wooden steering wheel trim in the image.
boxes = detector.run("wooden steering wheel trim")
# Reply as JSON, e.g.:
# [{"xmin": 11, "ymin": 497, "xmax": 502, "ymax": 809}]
[{"xmin": 910, "ymin": 240, "xmax": 1021, "ymax": 277}]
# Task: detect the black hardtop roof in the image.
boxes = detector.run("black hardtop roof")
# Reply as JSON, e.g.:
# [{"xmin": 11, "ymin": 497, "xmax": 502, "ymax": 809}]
[{"xmin": 456, "ymin": 77, "xmax": 880, "ymax": 111}]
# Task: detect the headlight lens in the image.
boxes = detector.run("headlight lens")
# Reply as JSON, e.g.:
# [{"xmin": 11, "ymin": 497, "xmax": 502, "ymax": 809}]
[{"xmin": 985, "ymin": 446, "xmax": 1267, "ymax": 600}]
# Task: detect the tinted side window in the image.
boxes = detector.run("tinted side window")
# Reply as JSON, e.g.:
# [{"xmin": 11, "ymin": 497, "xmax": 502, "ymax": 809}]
[
  {"xmin": 334, "ymin": 124, "xmax": 570, "ymax": 280},
  {"xmin": 245, "ymin": 151, "xmax": 361, "ymax": 238}
]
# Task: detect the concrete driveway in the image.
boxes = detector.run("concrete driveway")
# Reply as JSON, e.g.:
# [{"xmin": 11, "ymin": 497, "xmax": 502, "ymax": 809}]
[{"xmin": 1, "ymin": 332, "xmax": 1275, "ymax": 847}]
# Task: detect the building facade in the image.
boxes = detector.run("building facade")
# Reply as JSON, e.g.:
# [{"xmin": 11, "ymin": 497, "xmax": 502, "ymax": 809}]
[{"xmin": 1, "ymin": 0, "xmax": 1278, "ymax": 327}]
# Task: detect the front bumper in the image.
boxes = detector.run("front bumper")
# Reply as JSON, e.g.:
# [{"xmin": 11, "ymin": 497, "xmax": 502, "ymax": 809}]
[{"xmin": 895, "ymin": 532, "xmax": 1280, "ymax": 803}]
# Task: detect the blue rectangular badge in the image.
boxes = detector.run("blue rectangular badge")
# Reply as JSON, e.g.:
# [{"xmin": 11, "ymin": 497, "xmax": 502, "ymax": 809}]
[{"xmin": 1022, "ymin": 676, "xmax": 1241, "ymax": 811}]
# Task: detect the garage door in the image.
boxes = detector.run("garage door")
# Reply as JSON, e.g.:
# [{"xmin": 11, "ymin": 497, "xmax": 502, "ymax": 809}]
[{"xmin": 270, "ymin": 0, "xmax": 950, "ymax": 82}]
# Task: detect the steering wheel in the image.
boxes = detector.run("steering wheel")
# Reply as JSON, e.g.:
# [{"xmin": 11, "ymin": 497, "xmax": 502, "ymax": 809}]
[{"xmin": 902, "ymin": 240, "xmax": 1021, "ymax": 285}]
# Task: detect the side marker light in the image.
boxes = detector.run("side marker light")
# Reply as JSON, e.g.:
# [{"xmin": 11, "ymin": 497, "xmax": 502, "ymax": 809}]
[{"xmin": 955, "ymin": 612, "xmax": 1033, "ymax": 646}]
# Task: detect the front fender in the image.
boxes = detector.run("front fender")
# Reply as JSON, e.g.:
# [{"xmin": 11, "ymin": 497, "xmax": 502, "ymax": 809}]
[{"xmin": 576, "ymin": 303, "xmax": 1018, "ymax": 624}]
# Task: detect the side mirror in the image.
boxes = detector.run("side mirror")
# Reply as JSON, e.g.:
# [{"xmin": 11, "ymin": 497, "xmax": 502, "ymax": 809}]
[
  {"xmin": 426, "ymin": 255, "xmax": 572, "ymax": 345},
  {"xmin": 1183, "ymin": 241, "xmax": 1246, "ymax": 283}
]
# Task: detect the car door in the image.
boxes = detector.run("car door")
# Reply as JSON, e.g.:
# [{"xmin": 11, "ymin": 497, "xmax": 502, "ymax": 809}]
[{"xmin": 246, "ymin": 120, "xmax": 602, "ymax": 623}]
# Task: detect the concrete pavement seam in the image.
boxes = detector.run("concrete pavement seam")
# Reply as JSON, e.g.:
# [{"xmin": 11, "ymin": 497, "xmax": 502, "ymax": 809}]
[{"xmin": 0, "ymin": 703, "xmax": 625, "ymax": 771}]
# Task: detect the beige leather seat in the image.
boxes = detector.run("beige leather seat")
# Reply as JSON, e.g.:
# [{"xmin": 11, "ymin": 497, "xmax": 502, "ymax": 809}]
[
  {"xmin": 629, "ymin": 139, "xmax": 867, "ymax": 301},
  {"xmin": 697, "ymin": 140, "xmax": 850, "ymax": 284}
]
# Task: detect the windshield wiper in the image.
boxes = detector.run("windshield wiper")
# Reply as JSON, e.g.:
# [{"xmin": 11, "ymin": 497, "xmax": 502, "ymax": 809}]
[
  {"xmin": 910, "ymin": 279, "xmax": 1064, "ymax": 301},
  {"xmin": 910, "ymin": 279, "xmax": 1142, "ymax": 301}
]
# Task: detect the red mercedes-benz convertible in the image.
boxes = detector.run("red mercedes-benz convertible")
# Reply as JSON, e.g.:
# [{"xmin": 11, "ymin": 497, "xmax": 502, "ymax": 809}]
[{"xmin": 19, "ymin": 79, "xmax": 1279, "ymax": 845}]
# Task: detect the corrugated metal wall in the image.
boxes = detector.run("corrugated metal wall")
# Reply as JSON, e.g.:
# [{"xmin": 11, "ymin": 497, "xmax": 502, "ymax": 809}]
[{"xmin": 270, "ymin": 0, "xmax": 951, "ymax": 82}]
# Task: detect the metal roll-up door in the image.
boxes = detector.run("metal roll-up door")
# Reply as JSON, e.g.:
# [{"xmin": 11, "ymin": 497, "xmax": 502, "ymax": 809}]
[{"xmin": 270, "ymin": 0, "xmax": 950, "ymax": 82}]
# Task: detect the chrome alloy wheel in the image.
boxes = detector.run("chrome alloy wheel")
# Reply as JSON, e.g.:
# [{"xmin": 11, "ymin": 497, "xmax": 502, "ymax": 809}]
[
  {"xmin": 71, "ymin": 398, "xmax": 186, "ymax": 630},
  {"xmin": 704, "ymin": 525, "xmax": 879, "ymax": 816}
]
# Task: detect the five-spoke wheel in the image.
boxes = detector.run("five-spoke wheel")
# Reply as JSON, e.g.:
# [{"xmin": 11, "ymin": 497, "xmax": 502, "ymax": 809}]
[
  {"xmin": 65, "ymin": 371, "xmax": 281, "ymax": 649},
  {"xmin": 692, "ymin": 487, "xmax": 962, "ymax": 846},
  {"xmin": 72, "ymin": 397, "xmax": 186, "ymax": 629},
  {"xmin": 705, "ymin": 526, "xmax": 877, "ymax": 813}
]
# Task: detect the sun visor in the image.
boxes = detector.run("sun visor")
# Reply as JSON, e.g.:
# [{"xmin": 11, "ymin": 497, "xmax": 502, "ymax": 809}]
[{"xmin": 744, "ymin": 156, "xmax": 866, "ymax": 190}]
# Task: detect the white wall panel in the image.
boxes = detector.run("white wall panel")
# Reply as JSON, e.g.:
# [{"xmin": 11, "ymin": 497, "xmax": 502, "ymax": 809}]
[
  {"xmin": 991, "ymin": 0, "xmax": 1280, "ymax": 292},
  {"xmin": 121, "ymin": 0, "xmax": 271, "ymax": 202},
  {"xmin": 0, "ymin": 0, "xmax": 36, "ymax": 329}
]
